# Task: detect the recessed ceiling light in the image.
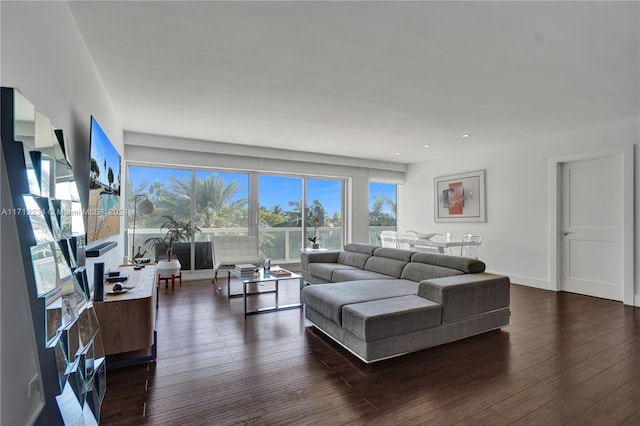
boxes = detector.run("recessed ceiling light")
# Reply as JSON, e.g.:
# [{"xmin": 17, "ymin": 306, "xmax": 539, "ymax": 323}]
[
  {"xmin": 394, "ymin": 152, "xmax": 400, "ymax": 155},
  {"xmin": 423, "ymin": 144, "xmax": 431, "ymax": 148},
  {"xmin": 461, "ymin": 134, "xmax": 470, "ymax": 138}
]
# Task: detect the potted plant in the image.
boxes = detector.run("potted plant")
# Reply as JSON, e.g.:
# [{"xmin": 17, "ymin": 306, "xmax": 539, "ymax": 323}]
[
  {"xmin": 145, "ymin": 215, "xmax": 201, "ymax": 278},
  {"xmin": 307, "ymin": 206, "xmax": 323, "ymax": 249},
  {"xmin": 308, "ymin": 236, "xmax": 320, "ymax": 250}
]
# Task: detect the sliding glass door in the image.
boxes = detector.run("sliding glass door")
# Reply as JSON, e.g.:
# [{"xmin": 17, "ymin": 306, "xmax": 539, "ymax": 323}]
[
  {"xmin": 258, "ymin": 175, "xmax": 303, "ymax": 263},
  {"xmin": 305, "ymin": 178, "xmax": 344, "ymax": 251},
  {"xmin": 369, "ymin": 182, "xmax": 397, "ymax": 245},
  {"xmin": 128, "ymin": 165, "xmax": 345, "ymax": 270},
  {"xmin": 193, "ymin": 170, "xmax": 249, "ymax": 269},
  {"xmin": 127, "ymin": 166, "xmax": 192, "ymax": 263},
  {"xmin": 258, "ymin": 176, "xmax": 345, "ymax": 263}
]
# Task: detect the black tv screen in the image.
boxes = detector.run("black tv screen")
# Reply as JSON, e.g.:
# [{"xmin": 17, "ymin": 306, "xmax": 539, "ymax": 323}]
[{"xmin": 87, "ymin": 116, "xmax": 121, "ymax": 244}]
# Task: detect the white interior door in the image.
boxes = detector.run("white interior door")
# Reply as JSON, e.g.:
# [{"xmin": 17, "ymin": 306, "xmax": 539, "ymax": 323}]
[{"xmin": 560, "ymin": 156, "xmax": 623, "ymax": 301}]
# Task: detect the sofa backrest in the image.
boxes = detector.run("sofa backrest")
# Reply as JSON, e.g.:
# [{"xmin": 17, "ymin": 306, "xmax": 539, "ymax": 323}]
[
  {"xmin": 401, "ymin": 263, "xmax": 464, "ymax": 282},
  {"xmin": 399, "ymin": 252, "xmax": 485, "ymax": 282},
  {"xmin": 337, "ymin": 243, "xmax": 378, "ymax": 269},
  {"xmin": 343, "ymin": 243, "xmax": 378, "ymax": 255},
  {"xmin": 410, "ymin": 252, "xmax": 485, "ymax": 273},
  {"xmin": 334, "ymin": 244, "xmax": 486, "ymax": 281},
  {"xmin": 363, "ymin": 247, "xmax": 415, "ymax": 278}
]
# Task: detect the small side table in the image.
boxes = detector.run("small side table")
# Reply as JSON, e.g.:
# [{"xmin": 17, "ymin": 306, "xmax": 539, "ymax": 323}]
[{"xmin": 158, "ymin": 271, "xmax": 182, "ymax": 289}]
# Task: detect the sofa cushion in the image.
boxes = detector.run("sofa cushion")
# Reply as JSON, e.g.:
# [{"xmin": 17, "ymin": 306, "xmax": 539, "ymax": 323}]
[
  {"xmin": 301, "ymin": 250, "xmax": 340, "ymax": 269},
  {"xmin": 401, "ymin": 263, "xmax": 463, "ymax": 282},
  {"xmin": 308, "ymin": 263, "xmax": 360, "ymax": 282},
  {"xmin": 342, "ymin": 295, "xmax": 442, "ymax": 341},
  {"xmin": 410, "ymin": 252, "xmax": 486, "ymax": 274},
  {"xmin": 363, "ymin": 256, "xmax": 408, "ymax": 278},
  {"xmin": 332, "ymin": 269, "xmax": 393, "ymax": 282},
  {"xmin": 337, "ymin": 251, "xmax": 371, "ymax": 269},
  {"xmin": 343, "ymin": 243, "xmax": 378, "ymax": 255},
  {"xmin": 372, "ymin": 247, "xmax": 416, "ymax": 262},
  {"xmin": 418, "ymin": 273, "xmax": 510, "ymax": 323},
  {"xmin": 302, "ymin": 279, "xmax": 419, "ymax": 324}
]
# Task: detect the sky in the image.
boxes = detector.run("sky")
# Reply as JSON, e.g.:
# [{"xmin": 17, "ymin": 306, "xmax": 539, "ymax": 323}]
[{"xmin": 127, "ymin": 166, "xmax": 396, "ymax": 217}]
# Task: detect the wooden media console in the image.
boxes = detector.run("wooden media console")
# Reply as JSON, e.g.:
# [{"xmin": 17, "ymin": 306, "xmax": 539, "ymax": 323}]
[{"xmin": 93, "ymin": 264, "xmax": 157, "ymax": 368}]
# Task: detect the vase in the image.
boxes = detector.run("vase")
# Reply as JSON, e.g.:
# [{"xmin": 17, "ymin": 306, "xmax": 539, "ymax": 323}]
[
  {"xmin": 157, "ymin": 259, "xmax": 181, "ymax": 278},
  {"xmin": 312, "ymin": 243, "xmax": 320, "ymax": 250}
]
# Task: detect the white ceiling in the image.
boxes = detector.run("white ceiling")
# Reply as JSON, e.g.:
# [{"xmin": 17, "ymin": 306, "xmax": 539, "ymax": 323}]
[{"xmin": 68, "ymin": 1, "xmax": 639, "ymax": 165}]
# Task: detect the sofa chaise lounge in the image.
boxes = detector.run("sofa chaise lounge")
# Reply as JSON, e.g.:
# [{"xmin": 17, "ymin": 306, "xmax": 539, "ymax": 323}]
[{"xmin": 301, "ymin": 243, "xmax": 510, "ymax": 362}]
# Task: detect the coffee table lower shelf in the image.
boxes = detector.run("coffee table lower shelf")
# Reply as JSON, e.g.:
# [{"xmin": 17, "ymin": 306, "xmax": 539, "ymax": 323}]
[{"xmin": 228, "ymin": 268, "xmax": 303, "ymax": 317}]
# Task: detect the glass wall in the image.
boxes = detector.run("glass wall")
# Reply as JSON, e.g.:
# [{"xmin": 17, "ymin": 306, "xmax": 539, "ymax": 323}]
[
  {"xmin": 305, "ymin": 178, "xmax": 344, "ymax": 251},
  {"xmin": 193, "ymin": 170, "xmax": 249, "ymax": 269},
  {"xmin": 127, "ymin": 167, "xmax": 250, "ymax": 270},
  {"xmin": 127, "ymin": 166, "xmax": 192, "ymax": 263},
  {"xmin": 129, "ymin": 166, "xmax": 345, "ymax": 269},
  {"xmin": 368, "ymin": 182, "xmax": 397, "ymax": 245},
  {"xmin": 259, "ymin": 175, "xmax": 302, "ymax": 262},
  {"xmin": 258, "ymin": 176, "xmax": 345, "ymax": 263}
]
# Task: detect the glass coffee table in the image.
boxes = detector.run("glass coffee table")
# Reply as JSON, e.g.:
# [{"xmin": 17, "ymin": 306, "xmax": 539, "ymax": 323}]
[{"xmin": 228, "ymin": 268, "xmax": 303, "ymax": 316}]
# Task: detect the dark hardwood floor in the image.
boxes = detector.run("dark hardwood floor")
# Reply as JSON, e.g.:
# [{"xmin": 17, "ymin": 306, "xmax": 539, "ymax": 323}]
[{"xmin": 100, "ymin": 277, "xmax": 639, "ymax": 425}]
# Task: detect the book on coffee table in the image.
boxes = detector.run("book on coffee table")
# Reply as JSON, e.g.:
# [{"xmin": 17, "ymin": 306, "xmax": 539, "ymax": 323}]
[{"xmin": 235, "ymin": 264, "xmax": 256, "ymax": 274}]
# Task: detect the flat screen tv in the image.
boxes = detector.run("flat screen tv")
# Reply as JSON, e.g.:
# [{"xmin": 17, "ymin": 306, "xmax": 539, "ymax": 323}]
[{"xmin": 86, "ymin": 116, "xmax": 121, "ymax": 245}]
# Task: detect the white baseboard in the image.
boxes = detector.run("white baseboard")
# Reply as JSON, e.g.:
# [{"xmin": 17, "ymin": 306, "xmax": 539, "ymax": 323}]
[{"xmin": 486, "ymin": 270, "xmax": 552, "ymax": 291}]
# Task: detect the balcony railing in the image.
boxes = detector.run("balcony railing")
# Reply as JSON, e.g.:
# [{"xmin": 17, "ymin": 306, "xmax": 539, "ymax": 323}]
[{"xmin": 129, "ymin": 226, "xmax": 345, "ymax": 268}]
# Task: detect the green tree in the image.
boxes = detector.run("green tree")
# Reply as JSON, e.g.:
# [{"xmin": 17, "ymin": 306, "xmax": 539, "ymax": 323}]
[
  {"xmin": 90, "ymin": 158, "xmax": 100, "ymax": 180},
  {"xmin": 369, "ymin": 194, "xmax": 396, "ymax": 226},
  {"xmin": 259, "ymin": 205, "xmax": 287, "ymax": 227},
  {"xmin": 107, "ymin": 167, "xmax": 114, "ymax": 190},
  {"xmin": 194, "ymin": 175, "xmax": 247, "ymax": 228},
  {"xmin": 134, "ymin": 174, "xmax": 248, "ymax": 229},
  {"xmin": 329, "ymin": 212, "xmax": 342, "ymax": 227},
  {"xmin": 308, "ymin": 199, "xmax": 326, "ymax": 228}
]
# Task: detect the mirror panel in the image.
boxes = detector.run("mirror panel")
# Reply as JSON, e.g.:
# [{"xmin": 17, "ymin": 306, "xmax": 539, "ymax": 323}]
[
  {"xmin": 13, "ymin": 91, "xmax": 41, "ymax": 196},
  {"xmin": 50, "ymin": 336, "xmax": 69, "ymax": 390},
  {"xmin": 34, "ymin": 110, "xmax": 54, "ymax": 149},
  {"xmin": 46, "ymin": 199, "xmax": 63, "ymax": 241},
  {"xmin": 23, "ymin": 195, "xmax": 54, "ymax": 244},
  {"xmin": 45, "ymin": 288, "xmax": 63, "ymax": 344},
  {"xmin": 40, "ymin": 156, "xmax": 53, "ymax": 198},
  {"xmin": 30, "ymin": 242, "xmax": 60, "ymax": 297},
  {"xmin": 57, "ymin": 200, "xmax": 74, "ymax": 238},
  {"xmin": 71, "ymin": 202, "xmax": 85, "ymax": 235}
]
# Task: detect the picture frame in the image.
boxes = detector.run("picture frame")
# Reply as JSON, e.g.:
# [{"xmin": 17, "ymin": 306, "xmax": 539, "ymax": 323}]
[{"xmin": 434, "ymin": 170, "xmax": 486, "ymax": 222}]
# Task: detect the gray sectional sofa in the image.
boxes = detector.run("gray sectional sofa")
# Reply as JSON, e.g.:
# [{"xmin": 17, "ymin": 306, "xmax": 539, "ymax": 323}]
[{"xmin": 301, "ymin": 243, "xmax": 510, "ymax": 363}]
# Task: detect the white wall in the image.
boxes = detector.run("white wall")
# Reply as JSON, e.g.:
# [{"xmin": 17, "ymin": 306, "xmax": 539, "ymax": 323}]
[
  {"xmin": 125, "ymin": 131, "xmax": 406, "ymax": 245},
  {"xmin": 405, "ymin": 116, "xmax": 639, "ymax": 304},
  {"xmin": 1, "ymin": 1, "xmax": 125, "ymax": 267},
  {"xmin": 0, "ymin": 1, "xmax": 122, "ymax": 423}
]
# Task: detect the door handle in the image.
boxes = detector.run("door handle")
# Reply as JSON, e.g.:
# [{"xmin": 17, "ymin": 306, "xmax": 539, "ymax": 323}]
[{"xmin": 561, "ymin": 231, "xmax": 573, "ymax": 236}]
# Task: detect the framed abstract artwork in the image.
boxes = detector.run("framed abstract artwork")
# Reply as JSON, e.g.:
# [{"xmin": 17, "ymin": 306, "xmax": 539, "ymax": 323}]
[{"xmin": 434, "ymin": 170, "xmax": 486, "ymax": 222}]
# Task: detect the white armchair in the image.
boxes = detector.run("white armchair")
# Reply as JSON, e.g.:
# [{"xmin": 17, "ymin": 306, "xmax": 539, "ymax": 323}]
[{"xmin": 212, "ymin": 235, "xmax": 263, "ymax": 291}]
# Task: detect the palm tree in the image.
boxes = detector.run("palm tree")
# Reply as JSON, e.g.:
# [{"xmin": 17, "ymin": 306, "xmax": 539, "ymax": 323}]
[
  {"xmin": 194, "ymin": 175, "xmax": 247, "ymax": 228},
  {"xmin": 369, "ymin": 194, "xmax": 396, "ymax": 226},
  {"xmin": 136, "ymin": 174, "xmax": 248, "ymax": 229}
]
